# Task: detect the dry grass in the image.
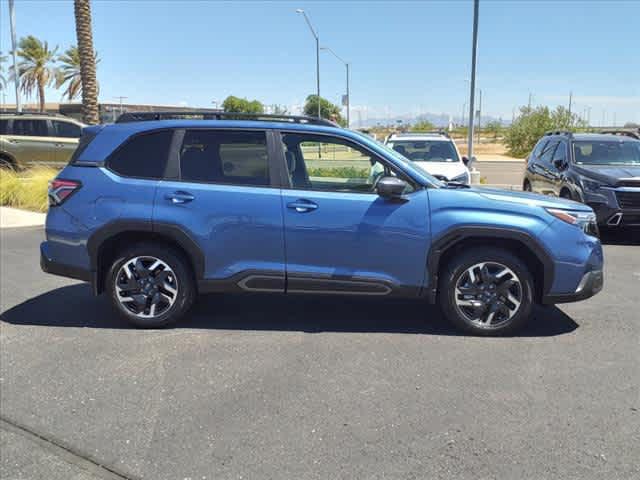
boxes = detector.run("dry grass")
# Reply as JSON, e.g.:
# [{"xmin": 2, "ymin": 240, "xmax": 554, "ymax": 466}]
[{"xmin": 0, "ymin": 167, "xmax": 57, "ymax": 212}]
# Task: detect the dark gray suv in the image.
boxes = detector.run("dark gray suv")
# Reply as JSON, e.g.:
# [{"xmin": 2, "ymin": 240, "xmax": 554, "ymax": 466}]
[{"xmin": 523, "ymin": 131, "xmax": 640, "ymax": 227}]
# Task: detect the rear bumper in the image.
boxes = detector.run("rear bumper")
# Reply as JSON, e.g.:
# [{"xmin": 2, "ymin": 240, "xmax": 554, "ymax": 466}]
[
  {"xmin": 542, "ymin": 269, "xmax": 603, "ymax": 304},
  {"xmin": 40, "ymin": 241, "xmax": 93, "ymax": 283}
]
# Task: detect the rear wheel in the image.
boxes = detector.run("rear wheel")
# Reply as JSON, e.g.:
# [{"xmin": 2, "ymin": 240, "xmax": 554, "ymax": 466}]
[
  {"xmin": 0, "ymin": 155, "xmax": 16, "ymax": 170},
  {"xmin": 438, "ymin": 247, "xmax": 534, "ymax": 335},
  {"xmin": 106, "ymin": 243, "xmax": 196, "ymax": 327}
]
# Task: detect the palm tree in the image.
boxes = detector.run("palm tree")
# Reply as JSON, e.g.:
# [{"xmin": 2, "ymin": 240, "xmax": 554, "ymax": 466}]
[
  {"xmin": 15, "ymin": 36, "xmax": 58, "ymax": 112},
  {"xmin": 56, "ymin": 46, "xmax": 99, "ymax": 101},
  {"xmin": 73, "ymin": 0, "xmax": 99, "ymax": 124},
  {"xmin": 0, "ymin": 53, "xmax": 8, "ymax": 92}
]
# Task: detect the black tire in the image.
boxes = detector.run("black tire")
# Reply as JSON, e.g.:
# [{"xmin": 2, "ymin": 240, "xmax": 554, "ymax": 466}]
[
  {"xmin": 560, "ymin": 189, "xmax": 573, "ymax": 200},
  {"xmin": 0, "ymin": 155, "xmax": 16, "ymax": 170},
  {"xmin": 105, "ymin": 242, "xmax": 196, "ymax": 328},
  {"xmin": 438, "ymin": 247, "xmax": 534, "ymax": 336},
  {"xmin": 523, "ymin": 180, "xmax": 532, "ymax": 192}
]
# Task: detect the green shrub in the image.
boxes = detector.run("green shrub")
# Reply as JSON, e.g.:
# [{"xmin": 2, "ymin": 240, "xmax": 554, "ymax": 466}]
[
  {"xmin": 307, "ymin": 166, "xmax": 369, "ymax": 178},
  {"xmin": 0, "ymin": 167, "xmax": 57, "ymax": 212}
]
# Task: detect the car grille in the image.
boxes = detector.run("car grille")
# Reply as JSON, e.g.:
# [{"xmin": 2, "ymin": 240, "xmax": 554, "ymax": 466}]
[
  {"xmin": 616, "ymin": 191, "xmax": 640, "ymax": 209},
  {"xmin": 618, "ymin": 179, "xmax": 640, "ymax": 187}
]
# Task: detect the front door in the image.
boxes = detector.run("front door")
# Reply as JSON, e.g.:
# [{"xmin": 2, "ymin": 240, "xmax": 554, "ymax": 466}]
[
  {"xmin": 50, "ymin": 119, "xmax": 82, "ymax": 163},
  {"xmin": 6, "ymin": 118, "xmax": 53, "ymax": 164},
  {"xmin": 278, "ymin": 132, "xmax": 430, "ymax": 295},
  {"xmin": 153, "ymin": 129, "xmax": 286, "ymax": 291}
]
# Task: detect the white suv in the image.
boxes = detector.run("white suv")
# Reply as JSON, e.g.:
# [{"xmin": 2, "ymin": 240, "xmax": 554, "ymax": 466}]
[{"xmin": 384, "ymin": 132, "xmax": 470, "ymax": 184}]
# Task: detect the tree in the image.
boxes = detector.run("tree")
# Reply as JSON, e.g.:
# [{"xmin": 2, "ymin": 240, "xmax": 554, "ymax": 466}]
[
  {"xmin": 73, "ymin": 0, "xmax": 100, "ymax": 124},
  {"xmin": 0, "ymin": 53, "xmax": 7, "ymax": 92},
  {"xmin": 222, "ymin": 95, "xmax": 264, "ymax": 114},
  {"xmin": 56, "ymin": 46, "xmax": 100, "ymax": 101},
  {"xmin": 410, "ymin": 119, "xmax": 436, "ymax": 131},
  {"xmin": 271, "ymin": 104, "xmax": 288, "ymax": 115},
  {"xmin": 303, "ymin": 95, "xmax": 345, "ymax": 126},
  {"xmin": 484, "ymin": 120, "xmax": 503, "ymax": 140},
  {"xmin": 14, "ymin": 36, "xmax": 58, "ymax": 112},
  {"xmin": 505, "ymin": 105, "xmax": 586, "ymax": 158}
]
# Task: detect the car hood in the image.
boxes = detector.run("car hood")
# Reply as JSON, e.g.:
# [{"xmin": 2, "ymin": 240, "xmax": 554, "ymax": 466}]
[
  {"xmin": 474, "ymin": 187, "xmax": 592, "ymax": 211},
  {"xmin": 413, "ymin": 161, "xmax": 467, "ymax": 180},
  {"xmin": 574, "ymin": 164, "xmax": 640, "ymax": 186}
]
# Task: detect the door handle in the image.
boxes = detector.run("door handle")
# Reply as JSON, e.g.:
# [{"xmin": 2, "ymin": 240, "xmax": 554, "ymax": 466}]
[
  {"xmin": 165, "ymin": 191, "xmax": 195, "ymax": 204},
  {"xmin": 287, "ymin": 199, "xmax": 318, "ymax": 213}
]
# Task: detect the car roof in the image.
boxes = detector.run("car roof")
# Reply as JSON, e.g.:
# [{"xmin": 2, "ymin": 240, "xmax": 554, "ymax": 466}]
[{"xmin": 571, "ymin": 133, "xmax": 640, "ymax": 142}]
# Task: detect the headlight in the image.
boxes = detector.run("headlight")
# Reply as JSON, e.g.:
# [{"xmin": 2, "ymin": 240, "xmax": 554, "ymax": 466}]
[
  {"xmin": 581, "ymin": 177, "xmax": 607, "ymax": 191},
  {"xmin": 451, "ymin": 171, "xmax": 470, "ymax": 185},
  {"xmin": 545, "ymin": 208, "xmax": 599, "ymax": 237}
]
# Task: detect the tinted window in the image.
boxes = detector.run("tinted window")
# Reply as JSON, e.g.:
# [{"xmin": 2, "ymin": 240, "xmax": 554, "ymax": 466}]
[
  {"xmin": 108, "ymin": 130, "xmax": 172, "ymax": 178},
  {"xmin": 539, "ymin": 140, "xmax": 558, "ymax": 165},
  {"xmin": 281, "ymin": 133, "xmax": 412, "ymax": 194},
  {"xmin": 52, "ymin": 120, "xmax": 81, "ymax": 138},
  {"xmin": 179, "ymin": 130, "xmax": 269, "ymax": 186},
  {"xmin": 0, "ymin": 120, "xmax": 8, "ymax": 135},
  {"xmin": 11, "ymin": 119, "xmax": 48, "ymax": 137},
  {"xmin": 552, "ymin": 141, "xmax": 567, "ymax": 163},
  {"xmin": 531, "ymin": 139, "xmax": 549, "ymax": 159}
]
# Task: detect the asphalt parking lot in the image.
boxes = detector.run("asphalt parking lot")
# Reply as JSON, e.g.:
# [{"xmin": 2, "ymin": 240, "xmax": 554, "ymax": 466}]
[{"xmin": 1, "ymin": 226, "xmax": 638, "ymax": 480}]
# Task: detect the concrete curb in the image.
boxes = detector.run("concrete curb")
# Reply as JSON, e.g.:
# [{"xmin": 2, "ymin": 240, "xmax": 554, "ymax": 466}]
[{"xmin": 0, "ymin": 207, "xmax": 46, "ymax": 229}]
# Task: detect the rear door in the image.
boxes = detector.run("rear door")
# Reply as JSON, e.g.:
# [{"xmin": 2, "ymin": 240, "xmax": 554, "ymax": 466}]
[
  {"xmin": 50, "ymin": 120, "xmax": 82, "ymax": 163},
  {"xmin": 153, "ymin": 128, "xmax": 285, "ymax": 291},
  {"xmin": 5, "ymin": 118, "xmax": 53, "ymax": 164}
]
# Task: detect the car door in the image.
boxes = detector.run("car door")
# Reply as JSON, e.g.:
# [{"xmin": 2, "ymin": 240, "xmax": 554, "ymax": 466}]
[
  {"xmin": 278, "ymin": 131, "xmax": 430, "ymax": 295},
  {"xmin": 535, "ymin": 140, "xmax": 559, "ymax": 195},
  {"xmin": 5, "ymin": 118, "xmax": 53, "ymax": 164},
  {"xmin": 153, "ymin": 128, "xmax": 286, "ymax": 291},
  {"xmin": 50, "ymin": 120, "xmax": 82, "ymax": 163},
  {"xmin": 548, "ymin": 140, "xmax": 568, "ymax": 196}
]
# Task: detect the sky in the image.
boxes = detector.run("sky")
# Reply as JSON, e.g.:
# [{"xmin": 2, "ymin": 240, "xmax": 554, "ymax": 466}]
[{"xmin": 1, "ymin": 0, "xmax": 639, "ymax": 126}]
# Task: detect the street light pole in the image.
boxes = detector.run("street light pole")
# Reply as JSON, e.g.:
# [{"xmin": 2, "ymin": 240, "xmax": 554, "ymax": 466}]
[
  {"xmin": 296, "ymin": 9, "xmax": 321, "ymax": 119},
  {"xmin": 8, "ymin": 0, "xmax": 21, "ymax": 112},
  {"xmin": 467, "ymin": 0, "xmax": 480, "ymax": 182},
  {"xmin": 321, "ymin": 46, "xmax": 350, "ymax": 127}
]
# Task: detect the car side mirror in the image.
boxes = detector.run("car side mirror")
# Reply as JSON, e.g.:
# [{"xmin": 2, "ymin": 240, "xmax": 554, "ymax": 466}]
[
  {"xmin": 553, "ymin": 158, "xmax": 567, "ymax": 170},
  {"xmin": 376, "ymin": 176, "xmax": 407, "ymax": 199},
  {"xmin": 462, "ymin": 155, "xmax": 469, "ymax": 166}
]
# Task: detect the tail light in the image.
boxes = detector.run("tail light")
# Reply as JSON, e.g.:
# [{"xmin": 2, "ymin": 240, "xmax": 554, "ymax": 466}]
[{"xmin": 48, "ymin": 179, "xmax": 81, "ymax": 206}]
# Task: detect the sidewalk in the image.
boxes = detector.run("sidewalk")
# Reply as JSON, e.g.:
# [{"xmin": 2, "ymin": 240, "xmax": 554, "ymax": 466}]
[{"xmin": 0, "ymin": 207, "xmax": 46, "ymax": 229}]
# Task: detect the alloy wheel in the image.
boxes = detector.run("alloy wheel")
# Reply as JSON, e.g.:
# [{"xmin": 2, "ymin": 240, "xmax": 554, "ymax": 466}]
[
  {"xmin": 115, "ymin": 256, "xmax": 178, "ymax": 318},
  {"xmin": 454, "ymin": 262, "xmax": 523, "ymax": 329}
]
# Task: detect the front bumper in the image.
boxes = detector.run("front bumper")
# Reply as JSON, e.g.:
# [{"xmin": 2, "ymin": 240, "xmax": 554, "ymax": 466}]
[
  {"xmin": 542, "ymin": 269, "xmax": 603, "ymax": 304},
  {"xmin": 585, "ymin": 187, "xmax": 640, "ymax": 226}
]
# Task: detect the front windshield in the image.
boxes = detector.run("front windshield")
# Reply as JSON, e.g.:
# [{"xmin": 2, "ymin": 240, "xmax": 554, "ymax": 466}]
[
  {"xmin": 574, "ymin": 140, "xmax": 640, "ymax": 165},
  {"xmin": 387, "ymin": 140, "xmax": 460, "ymax": 163}
]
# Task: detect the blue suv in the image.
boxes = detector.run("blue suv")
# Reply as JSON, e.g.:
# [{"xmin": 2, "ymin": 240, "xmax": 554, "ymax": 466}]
[{"xmin": 41, "ymin": 113, "xmax": 604, "ymax": 335}]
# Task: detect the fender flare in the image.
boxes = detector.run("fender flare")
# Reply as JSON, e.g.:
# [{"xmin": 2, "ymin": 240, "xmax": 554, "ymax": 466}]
[{"xmin": 425, "ymin": 226, "xmax": 555, "ymax": 303}]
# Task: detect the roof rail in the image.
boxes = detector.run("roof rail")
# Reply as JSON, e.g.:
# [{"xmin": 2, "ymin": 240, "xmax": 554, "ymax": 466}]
[
  {"xmin": 544, "ymin": 130, "xmax": 573, "ymax": 137},
  {"xmin": 0, "ymin": 111, "xmax": 69, "ymax": 118},
  {"xmin": 391, "ymin": 130, "xmax": 450, "ymax": 138},
  {"xmin": 115, "ymin": 111, "xmax": 339, "ymax": 127},
  {"xmin": 600, "ymin": 129, "xmax": 640, "ymax": 140}
]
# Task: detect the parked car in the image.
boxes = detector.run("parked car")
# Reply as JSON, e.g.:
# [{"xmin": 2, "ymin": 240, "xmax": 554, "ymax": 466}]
[
  {"xmin": 523, "ymin": 130, "xmax": 640, "ymax": 227},
  {"xmin": 384, "ymin": 131, "xmax": 471, "ymax": 184},
  {"xmin": 0, "ymin": 113, "xmax": 85, "ymax": 169},
  {"xmin": 41, "ymin": 113, "xmax": 603, "ymax": 335}
]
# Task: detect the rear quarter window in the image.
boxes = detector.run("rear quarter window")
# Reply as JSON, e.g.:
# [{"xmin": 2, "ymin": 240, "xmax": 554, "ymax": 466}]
[{"xmin": 107, "ymin": 130, "xmax": 173, "ymax": 179}]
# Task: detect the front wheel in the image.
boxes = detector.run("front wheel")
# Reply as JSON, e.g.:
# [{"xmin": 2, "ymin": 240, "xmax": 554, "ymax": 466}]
[
  {"xmin": 438, "ymin": 248, "xmax": 534, "ymax": 335},
  {"xmin": 106, "ymin": 243, "xmax": 196, "ymax": 328}
]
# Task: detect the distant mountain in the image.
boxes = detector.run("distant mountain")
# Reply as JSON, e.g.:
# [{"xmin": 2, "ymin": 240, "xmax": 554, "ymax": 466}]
[{"xmin": 355, "ymin": 112, "xmax": 508, "ymax": 128}]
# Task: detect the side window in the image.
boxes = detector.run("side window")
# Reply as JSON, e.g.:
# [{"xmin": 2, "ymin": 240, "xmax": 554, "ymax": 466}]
[
  {"xmin": 179, "ymin": 130, "xmax": 269, "ymax": 186},
  {"xmin": 281, "ymin": 133, "xmax": 412, "ymax": 194},
  {"xmin": 0, "ymin": 119, "xmax": 9, "ymax": 135},
  {"xmin": 108, "ymin": 130, "xmax": 173, "ymax": 179},
  {"xmin": 531, "ymin": 139, "xmax": 548, "ymax": 161},
  {"xmin": 552, "ymin": 141, "xmax": 567, "ymax": 165},
  {"xmin": 52, "ymin": 120, "xmax": 81, "ymax": 138},
  {"xmin": 539, "ymin": 140, "xmax": 558, "ymax": 166},
  {"xmin": 11, "ymin": 119, "xmax": 48, "ymax": 137}
]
